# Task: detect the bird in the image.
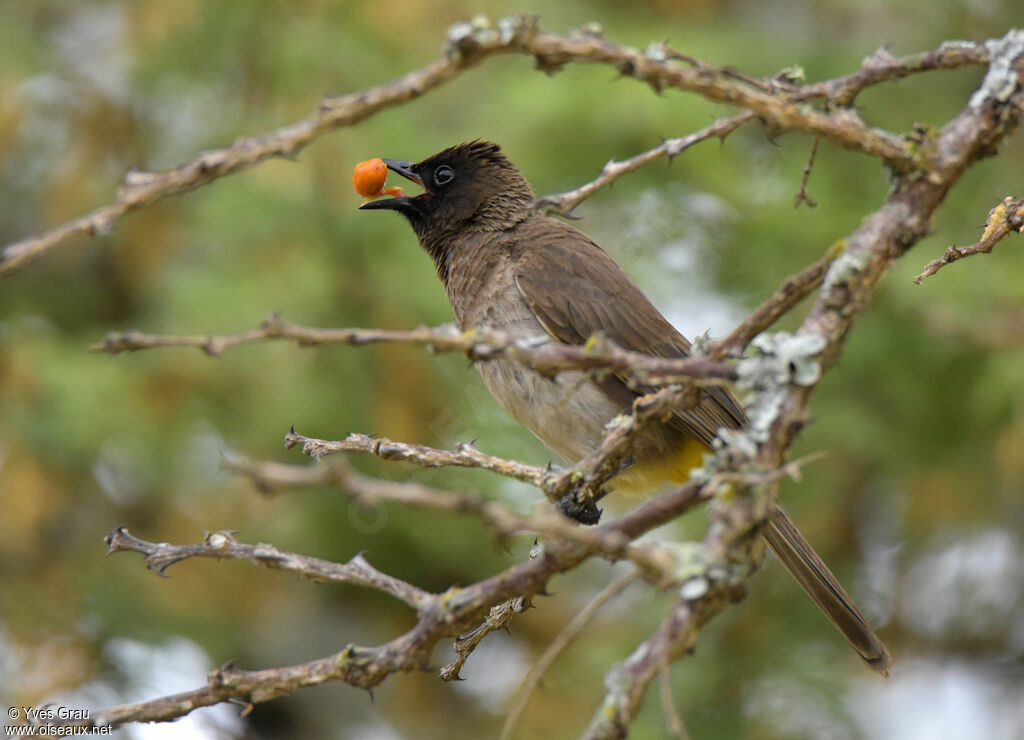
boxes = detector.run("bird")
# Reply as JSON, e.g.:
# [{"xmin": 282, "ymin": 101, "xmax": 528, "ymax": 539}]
[{"xmin": 361, "ymin": 140, "xmax": 891, "ymax": 674}]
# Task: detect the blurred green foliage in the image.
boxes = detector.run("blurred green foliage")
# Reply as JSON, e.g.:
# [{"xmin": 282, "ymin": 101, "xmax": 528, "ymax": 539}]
[{"xmin": 1, "ymin": 1, "xmax": 1023, "ymax": 738}]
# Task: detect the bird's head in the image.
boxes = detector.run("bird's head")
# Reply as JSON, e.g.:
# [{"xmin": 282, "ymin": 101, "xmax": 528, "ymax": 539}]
[{"xmin": 360, "ymin": 141, "xmax": 534, "ymax": 265}]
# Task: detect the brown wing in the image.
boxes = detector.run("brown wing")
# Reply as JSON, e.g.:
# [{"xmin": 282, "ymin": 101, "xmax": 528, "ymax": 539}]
[{"xmin": 513, "ymin": 217, "xmax": 745, "ymax": 446}]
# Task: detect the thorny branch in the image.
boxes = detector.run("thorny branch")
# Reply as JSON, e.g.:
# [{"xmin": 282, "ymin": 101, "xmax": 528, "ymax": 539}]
[
  {"xmin": 534, "ymin": 112, "xmax": 756, "ymax": 216},
  {"xmin": 285, "ymin": 428, "xmax": 566, "ymax": 494},
  {"xmin": 763, "ymin": 28, "xmax": 1024, "ymax": 469},
  {"xmin": 91, "ymin": 314, "xmax": 739, "ymax": 386},
  {"xmin": 21, "ymin": 16, "xmax": 1024, "ymax": 740},
  {"xmin": 0, "ymin": 16, "xmax": 995, "ymax": 278},
  {"xmin": 104, "ymin": 527, "xmax": 431, "ymax": 610},
  {"xmin": 440, "ymin": 591, "xmax": 534, "ymax": 683},
  {"xmin": 67, "ymin": 480, "xmax": 710, "ymax": 732},
  {"xmin": 285, "ymin": 378, "xmax": 708, "ymax": 520},
  {"xmin": 220, "ymin": 449, "xmax": 706, "ymax": 582},
  {"xmin": 441, "ymin": 540, "xmax": 543, "ymax": 684},
  {"xmin": 795, "ymin": 41, "xmax": 993, "ymax": 107}
]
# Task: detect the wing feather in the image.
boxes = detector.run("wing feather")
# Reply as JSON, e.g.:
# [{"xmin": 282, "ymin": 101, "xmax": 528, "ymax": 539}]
[{"xmin": 513, "ymin": 218, "xmax": 745, "ymax": 446}]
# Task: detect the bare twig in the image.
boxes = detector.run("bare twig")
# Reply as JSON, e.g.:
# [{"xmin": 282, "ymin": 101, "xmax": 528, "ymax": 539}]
[
  {"xmin": 710, "ymin": 240, "xmax": 843, "ymax": 357},
  {"xmin": 534, "ymin": 112, "xmax": 756, "ymax": 216},
  {"xmin": 793, "ymin": 137, "xmax": 820, "ymax": 208},
  {"xmin": 5, "ymin": 16, "xmax": 987, "ymax": 279},
  {"xmin": 285, "ymin": 380, "xmax": 710, "ymax": 517},
  {"xmin": 659, "ymin": 664, "xmax": 690, "ymax": 739},
  {"xmin": 440, "ymin": 595, "xmax": 533, "ymax": 682},
  {"xmin": 499, "ymin": 569, "xmax": 639, "ymax": 740},
  {"xmin": 913, "ymin": 196, "xmax": 1022, "ymax": 283}
]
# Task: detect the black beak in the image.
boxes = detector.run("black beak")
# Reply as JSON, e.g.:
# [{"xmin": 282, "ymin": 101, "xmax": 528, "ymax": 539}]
[
  {"xmin": 381, "ymin": 159, "xmax": 422, "ymax": 186},
  {"xmin": 359, "ymin": 159, "xmax": 423, "ymax": 211}
]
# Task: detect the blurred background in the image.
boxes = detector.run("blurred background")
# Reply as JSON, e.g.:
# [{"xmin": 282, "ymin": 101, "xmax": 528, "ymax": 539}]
[{"xmin": 1, "ymin": 1, "xmax": 1023, "ymax": 738}]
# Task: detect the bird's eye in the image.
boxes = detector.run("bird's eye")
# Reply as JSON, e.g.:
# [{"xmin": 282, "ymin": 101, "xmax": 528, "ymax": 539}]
[{"xmin": 433, "ymin": 165, "xmax": 455, "ymax": 187}]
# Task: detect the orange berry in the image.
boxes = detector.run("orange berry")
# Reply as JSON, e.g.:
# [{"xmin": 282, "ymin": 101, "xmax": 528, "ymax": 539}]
[{"xmin": 353, "ymin": 158, "xmax": 388, "ymax": 198}]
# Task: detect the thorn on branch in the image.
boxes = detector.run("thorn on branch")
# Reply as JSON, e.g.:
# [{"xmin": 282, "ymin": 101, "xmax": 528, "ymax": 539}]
[
  {"xmin": 104, "ymin": 526, "xmax": 204, "ymax": 576},
  {"xmin": 226, "ymin": 698, "xmax": 254, "ymax": 718},
  {"xmin": 208, "ymin": 660, "xmax": 241, "ymax": 689}
]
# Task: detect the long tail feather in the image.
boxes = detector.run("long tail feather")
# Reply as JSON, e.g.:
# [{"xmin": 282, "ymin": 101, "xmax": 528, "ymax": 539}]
[{"xmin": 763, "ymin": 507, "xmax": 892, "ymax": 675}]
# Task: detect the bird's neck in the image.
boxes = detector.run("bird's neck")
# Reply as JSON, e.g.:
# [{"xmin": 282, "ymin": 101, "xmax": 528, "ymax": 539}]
[
  {"xmin": 417, "ymin": 208, "xmax": 531, "ymax": 288},
  {"xmin": 418, "ymin": 226, "xmax": 487, "ymax": 290},
  {"xmin": 428, "ymin": 228, "xmax": 519, "ymax": 327}
]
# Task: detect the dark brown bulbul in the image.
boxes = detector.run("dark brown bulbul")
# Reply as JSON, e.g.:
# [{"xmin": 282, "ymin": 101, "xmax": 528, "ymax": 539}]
[{"xmin": 362, "ymin": 140, "xmax": 891, "ymax": 674}]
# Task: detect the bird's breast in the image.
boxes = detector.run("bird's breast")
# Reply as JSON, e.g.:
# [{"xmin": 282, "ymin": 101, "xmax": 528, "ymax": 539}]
[
  {"xmin": 477, "ymin": 358, "xmax": 617, "ymax": 462},
  {"xmin": 443, "ymin": 236, "xmax": 615, "ymax": 461}
]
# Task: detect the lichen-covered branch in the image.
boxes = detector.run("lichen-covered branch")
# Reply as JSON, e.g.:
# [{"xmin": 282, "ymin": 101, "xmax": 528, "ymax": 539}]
[
  {"xmin": 585, "ymin": 29, "xmax": 1024, "ymax": 738},
  {"xmin": 582, "ymin": 476, "xmax": 768, "ymax": 739},
  {"xmin": 763, "ymin": 28, "xmax": 1023, "ymax": 466}
]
